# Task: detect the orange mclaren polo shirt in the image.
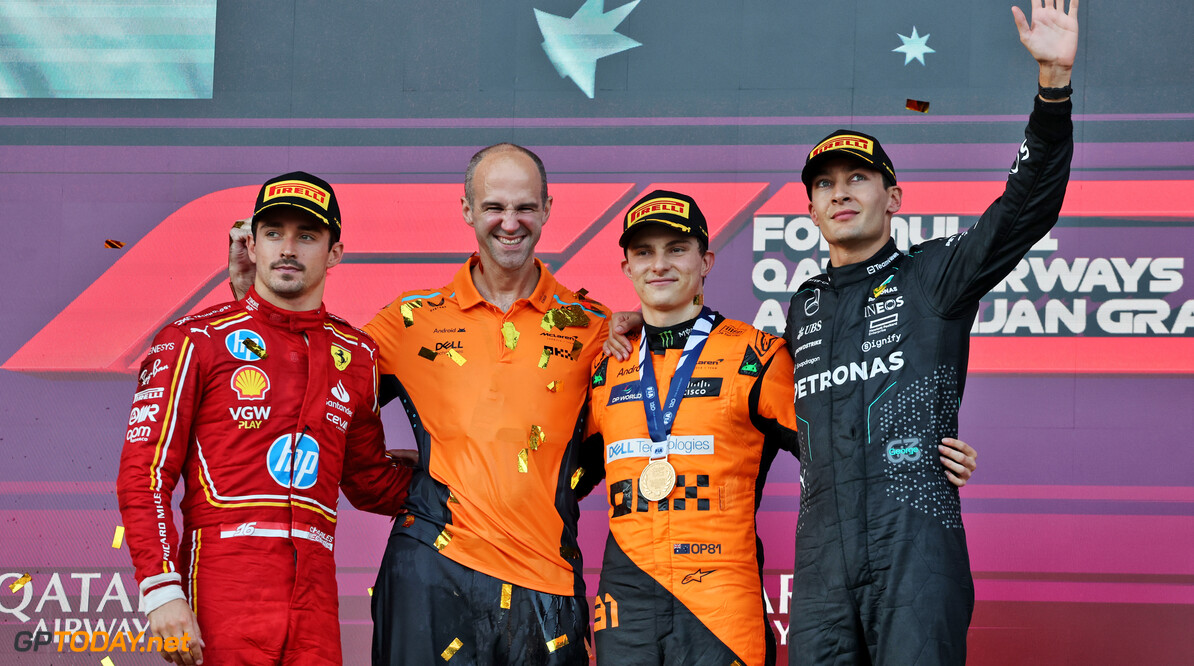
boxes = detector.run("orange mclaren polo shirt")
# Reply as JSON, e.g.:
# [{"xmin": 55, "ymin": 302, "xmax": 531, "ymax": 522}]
[{"xmin": 366, "ymin": 257, "xmax": 610, "ymax": 596}]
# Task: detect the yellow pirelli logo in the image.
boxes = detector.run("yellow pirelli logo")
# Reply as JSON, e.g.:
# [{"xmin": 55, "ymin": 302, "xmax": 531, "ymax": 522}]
[
  {"xmin": 809, "ymin": 135, "xmax": 874, "ymax": 160},
  {"xmin": 263, "ymin": 181, "xmax": 330, "ymax": 210},
  {"xmin": 627, "ymin": 197, "xmax": 689, "ymax": 225}
]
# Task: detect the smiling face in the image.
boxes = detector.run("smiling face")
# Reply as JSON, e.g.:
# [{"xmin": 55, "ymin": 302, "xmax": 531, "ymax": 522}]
[
  {"xmin": 462, "ymin": 150, "xmax": 551, "ymax": 273},
  {"xmin": 247, "ymin": 209, "xmax": 343, "ymax": 311},
  {"xmin": 622, "ymin": 226, "xmax": 715, "ymax": 327},
  {"xmin": 807, "ymin": 155, "xmax": 902, "ymax": 266}
]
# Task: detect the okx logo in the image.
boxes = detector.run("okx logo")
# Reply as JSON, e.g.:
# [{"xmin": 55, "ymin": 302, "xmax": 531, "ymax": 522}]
[{"xmin": 267, "ymin": 433, "xmax": 320, "ymax": 489}]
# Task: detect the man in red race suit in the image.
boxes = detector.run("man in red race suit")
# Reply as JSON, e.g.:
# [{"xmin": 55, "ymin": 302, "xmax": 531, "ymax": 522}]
[{"xmin": 117, "ymin": 172, "xmax": 411, "ymax": 665}]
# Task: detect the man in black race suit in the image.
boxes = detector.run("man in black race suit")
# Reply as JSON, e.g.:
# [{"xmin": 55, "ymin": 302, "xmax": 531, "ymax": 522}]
[{"xmin": 784, "ymin": 2, "xmax": 1080, "ymax": 664}]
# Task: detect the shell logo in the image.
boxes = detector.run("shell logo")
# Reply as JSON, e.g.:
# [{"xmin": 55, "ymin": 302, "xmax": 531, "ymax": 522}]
[{"xmin": 231, "ymin": 365, "xmax": 270, "ymax": 400}]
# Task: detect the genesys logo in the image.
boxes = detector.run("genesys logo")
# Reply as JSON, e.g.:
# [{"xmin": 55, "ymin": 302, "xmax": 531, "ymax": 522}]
[{"xmin": 4, "ymin": 180, "xmax": 1192, "ymax": 376}]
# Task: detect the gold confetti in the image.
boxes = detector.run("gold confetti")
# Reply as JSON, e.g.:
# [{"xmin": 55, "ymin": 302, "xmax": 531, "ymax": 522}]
[
  {"xmin": 446, "ymin": 349, "xmax": 467, "ymax": 366},
  {"xmin": 500, "ymin": 584, "xmax": 512, "ymax": 609},
  {"xmin": 401, "ymin": 300, "xmax": 423, "ymax": 328},
  {"xmin": 501, "ymin": 322, "xmax": 520, "ymax": 350},
  {"xmin": 906, "ymin": 98, "xmax": 931, "ymax": 113},
  {"xmin": 558, "ymin": 304, "xmax": 591, "ymax": 328},
  {"xmin": 418, "ymin": 347, "xmax": 438, "ymax": 361},
  {"xmin": 546, "ymin": 634, "xmax": 569, "ymax": 653},
  {"xmin": 104, "ymin": 239, "xmax": 125, "ymax": 249},
  {"xmin": 570, "ymin": 339, "xmax": 583, "ymax": 356},
  {"xmin": 560, "ymin": 546, "xmax": 581, "ymax": 560},
  {"xmin": 546, "ymin": 381, "xmax": 560, "ymax": 392},
  {"xmin": 517, "ymin": 448, "xmax": 529, "ymax": 473},
  {"xmin": 433, "ymin": 528, "xmax": 453, "ymax": 551},
  {"xmin": 570, "ymin": 467, "xmax": 584, "ymax": 490},
  {"xmin": 101, "ymin": 658, "xmax": 115, "ymax": 666},
  {"xmin": 401, "ymin": 514, "xmax": 415, "ymax": 527},
  {"xmin": 538, "ymin": 348, "xmax": 551, "ymax": 369},
  {"xmin": 232, "ymin": 219, "xmax": 248, "ymax": 229},
  {"xmin": 243, "ymin": 339, "xmax": 267, "ymax": 359},
  {"xmin": 540, "ymin": 306, "xmax": 589, "ymax": 331},
  {"xmin": 441, "ymin": 638, "xmax": 463, "ymax": 661},
  {"xmin": 692, "ymin": 293, "xmax": 704, "ymax": 306},
  {"xmin": 111, "ymin": 525, "xmax": 125, "ymax": 549},
  {"xmin": 368, "ymin": 587, "xmax": 374, "ymax": 596},
  {"xmin": 448, "ymin": 491, "xmax": 461, "ymax": 504},
  {"xmin": 8, "ymin": 573, "xmax": 31, "ymax": 592},
  {"xmin": 529, "ymin": 425, "xmax": 545, "ymax": 451}
]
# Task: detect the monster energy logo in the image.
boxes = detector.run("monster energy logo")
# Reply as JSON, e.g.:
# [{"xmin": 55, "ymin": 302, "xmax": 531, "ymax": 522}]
[{"xmin": 650, "ymin": 326, "xmax": 692, "ymax": 350}]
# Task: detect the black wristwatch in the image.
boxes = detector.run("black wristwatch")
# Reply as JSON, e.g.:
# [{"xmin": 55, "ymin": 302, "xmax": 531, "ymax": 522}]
[{"xmin": 1038, "ymin": 83, "xmax": 1073, "ymax": 101}]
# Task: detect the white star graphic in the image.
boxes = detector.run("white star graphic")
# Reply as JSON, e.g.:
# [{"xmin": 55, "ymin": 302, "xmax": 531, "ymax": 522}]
[
  {"xmin": 534, "ymin": 0, "xmax": 642, "ymax": 99},
  {"xmin": 893, "ymin": 26, "xmax": 935, "ymax": 66}
]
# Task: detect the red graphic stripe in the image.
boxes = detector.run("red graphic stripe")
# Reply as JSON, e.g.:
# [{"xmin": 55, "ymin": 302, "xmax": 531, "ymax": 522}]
[
  {"xmin": 554, "ymin": 182, "xmax": 769, "ymax": 312},
  {"xmin": 6, "ymin": 183, "xmax": 633, "ymax": 373},
  {"xmin": 970, "ymin": 337, "xmax": 1194, "ymax": 374}
]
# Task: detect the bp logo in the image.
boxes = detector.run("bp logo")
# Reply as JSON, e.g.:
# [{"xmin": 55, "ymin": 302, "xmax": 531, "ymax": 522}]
[
  {"xmin": 267, "ymin": 433, "xmax": 320, "ymax": 489},
  {"xmin": 225, "ymin": 329, "xmax": 267, "ymax": 362}
]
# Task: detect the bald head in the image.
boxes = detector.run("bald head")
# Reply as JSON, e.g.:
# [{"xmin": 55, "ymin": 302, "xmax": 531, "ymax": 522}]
[{"xmin": 464, "ymin": 143, "xmax": 548, "ymax": 207}]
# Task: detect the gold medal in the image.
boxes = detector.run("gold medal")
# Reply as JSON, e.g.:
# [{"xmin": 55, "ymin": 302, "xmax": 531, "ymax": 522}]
[{"xmin": 638, "ymin": 459, "xmax": 676, "ymax": 502}]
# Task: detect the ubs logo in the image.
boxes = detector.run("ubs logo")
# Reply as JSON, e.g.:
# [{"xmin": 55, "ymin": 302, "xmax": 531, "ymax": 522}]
[{"xmin": 797, "ymin": 321, "xmax": 822, "ymax": 340}]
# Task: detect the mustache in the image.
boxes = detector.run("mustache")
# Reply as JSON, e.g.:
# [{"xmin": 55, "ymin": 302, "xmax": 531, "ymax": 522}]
[{"xmin": 270, "ymin": 259, "xmax": 305, "ymax": 270}]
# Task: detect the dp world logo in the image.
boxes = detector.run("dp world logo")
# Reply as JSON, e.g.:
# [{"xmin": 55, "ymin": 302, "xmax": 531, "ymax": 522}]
[{"xmin": 267, "ymin": 433, "xmax": 320, "ymax": 489}]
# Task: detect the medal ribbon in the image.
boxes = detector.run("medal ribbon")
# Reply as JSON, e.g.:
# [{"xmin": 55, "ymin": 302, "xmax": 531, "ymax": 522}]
[{"xmin": 637, "ymin": 308, "xmax": 715, "ymax": 459}]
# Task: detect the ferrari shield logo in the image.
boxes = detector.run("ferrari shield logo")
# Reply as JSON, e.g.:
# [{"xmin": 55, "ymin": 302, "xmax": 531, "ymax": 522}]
[{"xmin": 331, "ymin": 344, "xmax": 351, "ymax": 371}]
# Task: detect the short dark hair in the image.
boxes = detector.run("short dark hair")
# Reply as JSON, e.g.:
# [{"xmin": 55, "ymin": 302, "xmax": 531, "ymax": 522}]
[{"xmin": 464, "ymin": 143, "xmax": 548, "ymax": 206}]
